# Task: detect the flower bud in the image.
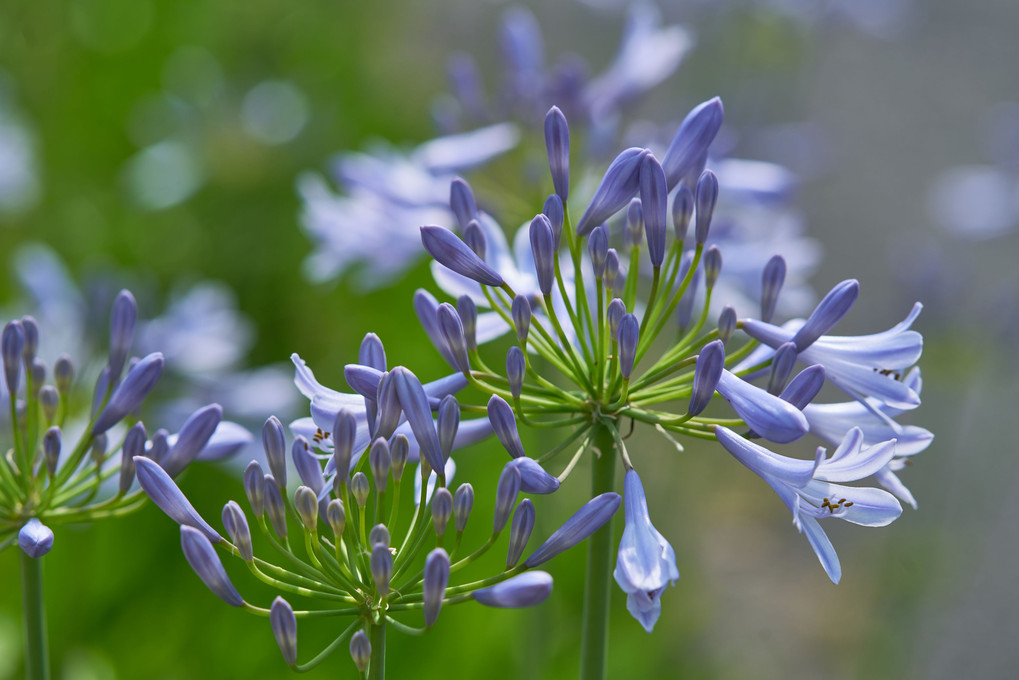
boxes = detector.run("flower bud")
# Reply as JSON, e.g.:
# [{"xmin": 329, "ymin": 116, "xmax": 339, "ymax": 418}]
[
  {"xmin": 576, "ymin": 147, "xmax": 647, "ymax": 236},
  {"xmin": 119, "ymin": 422, "xmax": 146, "ymax": 494},
  {"xmin": 369, "ymin": 523, "xmax": 390, "ymax": 549},
  {"xmin": 437, "ymin": 303, "xmax": 471, "ymax": 375},
  {"xmin": 222, "ymin": 500, "xmax": 253, "ymax": 561},
  {"xmin": 350, "ymin": 631, "xmax": 371, "ymax": 672},
  {"xmin": 437, "ymin": 395, "xmax": 459, "ymax": 461},
  {"xmin": 463, "ymin": 219, "xmax": 486, "ymax": 260},
  {"xmin": 326, "ymin": 498, "xmax": 346, "ymax": 537},
  {"xmin": 689, "ymin": 340, "xmax": 724, "ymax": 416},
  {"xmin": 761, "ymin": 255, "xmax": 786, "ymax": 323},
  {"xmin": 149, "ymin": 428, "xmax": 169, "ymax": 466},
  {"xmin": 389, "ymin": 433, "xmax": 409, "ymax": 481},
  {"xmin": 450, "ymin": 177, "xmax": 477, "ymax": 230},
  {"xmin": 264, "ymin": 475, "xmax": 288, "ymax": 540},
  {"xmin": 262, "ymin": 416, "xmax": 287, "ymax": 489},
  {"xmin": 542, "ymin": 194, "xmax": 564, "ymax": 251},
  {"xmin": 662, "ymin": 97, "xmax": 724, "ymax": 190},
  {"xmin": 529, "ymin": 214, "xmax": 555, "ymax": 296},
  {"xmin": 508, "ymin": 457, "xmax": 560, "ymax": 494},
  {"xmin": 359, "ymin": 332, "xmax": 387, "ymax": 372},
  {"xmin": 108, "ymin": 290, "xmax": 137, "ymax": 381},
  {"xmin": 672, "ymin": 185, "xmax": 694, "ymax": 241},
  {"xmin": 703, "ymin": 245, "xmax": 722, "ymax": 289},
  {"xmin": 716, "ymin": 370, "xmax": 809, "ymax": 443},
  {"xmin": 473, "ymin": 571, "xmax": 553, "ymax": 608},
  {"xmin": 421, "ymin": 225, "xmax": 504, "ymax": 287},
  {"xmin": 351, "ymin": 472, "xmax": 370, "ymax": 508},
  {"xmin": 779, "ymin": 364, "xmax": 826, "ymax": 410},
  {"xmin": 694, "ymin": 170, "xmax": 718, "ymax": 245},
  {"xmin": 392, "ymin": 367, "xmax": 444, "ymax": 472},
  {"xmin": 432, "ymin": 487, "xmax": 453, "ymax": 537},
  {"xmin": 292, "ymin": 435, "xmax": 324, "ymax": 495},
  {"xmin": 604, "ymin": 248, "xmax": 620, "ymax": 291},
  {"xmin": 134, "ymin": 456, "xmax": 221, "ymax": 541},
  {"xmin": 243, "ymin": 460, "xmax": 265, "ymax": 517},
  {"xmin": 626, "ymin": 198, "xmax": 643, "ymax": 246},
  {"xmin": 767, "ymin": 342, "xmax": 799, "ymax": 396},
  {"xmin": 789, "ymin": 279, "xmax": 859, "ymax": 352},
  {"xmin": 39, "ymin": 385, "xmax": 58, "ymax": 424},
  {"xmin": 493, "ymin": 464, "xmax": 521, "ymax": 535},
  {"xmin": 371, "ymin": 543, "xmax": 392, "ymax": 596},
  {"xmin": 423, "ymin": 548, "xmax": 450, "ymax": 626},
  {"xmin": 640, "ymin": 154, "xmax": 668, "ymax": 267},
  {"xmin": 30, "ymin": 359, "xmax": 45, "ymax": 396},
  {"xmin": 512, "ymin": 295, "xmax": 531, "ymax": 344},
  {"xmin": 453, "ymin": 483, "xmax": 474, "ymax": 533},
  {"xmin": 588, "ymin": 225, "xmax": 608, "ymax": 279},
  {"xmin": 506, "ymin": 346, "xmax": 525, "ymax": 401},
  {"xmin": 294, "ymin": 486, "xmax": 318, "ymax": 532},
  {"xmin": 487, "ymin": 395, "xmax": 524, "ymax": 459},
  {"xmin": 617, "ymin": 313, "xmax": 639, "ymax": 379},
  {"xmin": 18, "ymin": 518, "xmax": 53, "ymax": 559},
  {"xmin": 457, "ymin": 295, "xmax": 478, "ymax": 353},
  {"xmin": 376, "ymin": 371, "xmax": 402, "ymax": 440},
  {"xmin": 332, "ymin": 409, "xmax": 357, "ymax": 482},
  {"xmin": 54, "ymin": 354, "xmax": 74, "ymax": 395},
  {"xmin": 506, "ymin": 499, "xmax": 535, "ymax": 568},
  {"xmin": 42, "ymin": 426, "xmax": 61, "ymax": 477},
  {"xmin": 92, "ymin": 353, "xmax": 164, "ymax": 436},
  {"xmin": 544, "ymin": 106, "xmax": 570, "ymax": 200},
  {"xmin": 369, "ymin": 438, "xmax": 391, "ymax": 493},
  {"xmin": 607, "ymin": 298, "xmax": 626, "ymax": 340},
  {"xmin": 718, "ymin": 306, "xmax": 737, "ymax": 345},
  {"xmin": 180, "ymin": 525, "xmax": 243, "ymax": 606},
  {"xmin": 2, "ymin": 320, "xmax": 24, "ymax": 396},
  {"xmin": 163, "ymin": 404, "xmax": 223, "ymax": 478},
  {"xmin": 21, "ymin": 316, "xmax": 39, "ymax": 364},
  {"xmin": 270, "ymin": 596, "xmax": 298, "ymax": 666},
  {"xmin": 525, "ymin": 492, "xmax": 622, "ymax": 567}
]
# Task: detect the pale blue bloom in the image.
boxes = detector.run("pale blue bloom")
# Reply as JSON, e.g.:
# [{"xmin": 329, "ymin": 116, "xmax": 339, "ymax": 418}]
[
  {"xmin": 613, "ymin": 470, "xmax": 679, "ymax": 632},
  {"xmin": 715, "ymin": 425, "xmax": 902, "ymax": 584}
]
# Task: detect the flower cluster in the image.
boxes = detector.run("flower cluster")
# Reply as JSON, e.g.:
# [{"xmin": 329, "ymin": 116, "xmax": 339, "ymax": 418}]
[
  {"xmin": 0, "ymin": 290, "xmax": 245, "ymax": 559},
  {"xmin": 417, "ymin": 98, "xmax": 931, "ymax": 632},
  {"xmin": 137, "ymin": 336, "xmax": 621, "ymax": 674}
]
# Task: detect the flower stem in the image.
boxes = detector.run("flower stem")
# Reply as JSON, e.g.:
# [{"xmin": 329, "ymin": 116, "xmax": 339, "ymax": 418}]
[
  {"xmin": 580, "ymin": 424, "xmax": 617, "ymax": 680},
  {"xmin": 368, "ymin": 620, "xmax": 386, "ymax": 680},
  {"xmin": 19, "ymin": 551, "xmax": 50, "ymax": 680}
]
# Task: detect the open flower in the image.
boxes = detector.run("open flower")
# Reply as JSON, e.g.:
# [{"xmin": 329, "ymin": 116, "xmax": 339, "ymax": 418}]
[{"xmin": 613, "ymin": 470, "xmax": 679, "ymax": 632}]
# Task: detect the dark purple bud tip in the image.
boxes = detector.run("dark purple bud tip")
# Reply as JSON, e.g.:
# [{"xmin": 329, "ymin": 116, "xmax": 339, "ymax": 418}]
[
  {"xmin": 767, "ymin": 342, "xmax": 799, "ymax": 396},
  {"xmin": 437, "ymin": 303, "xmax": 471, "ymax": 375},
  {"xmin": 576, "ymin": 147, "xmax": 648, "ymax": 236},
  {"xmin": 779, "ymin": 364, "xmax": 826, "ymax": 410},
  {"xmin": 791, "ymin": 279, "xmax": 860, "ymax": 351},
  {"xmin": 672, "ymin": 186, "xmax": 694, "ymax": 241},
  {"xmin": 506, "ymin": 346, "xmax": 525, "ymax": 401},
  {"xmin": 507, "ymin": 498, "xmax": 535, "ymax": 568},
  {"xmin": 437, "ymin": 395, "xmax": 460, "ymax": 459},
  {"xmin": 262, "ymin": 415, "xmax": 287, "ymax": 487},
  {"xmin": 270, "ymin": 597, "xmax": 298, "ymax": 667},
  {"xmin": 487, "ymin": 395, "xmax": 525, "ymax": 459},
  {"xmin": 432, "ymin": 487, "xmax": 453, "ymax": 537},
  {"xmin": 243, "ymin": 460, "xmax": 265, "ymax": 517},
  {"xmin": 694, "ymin": 170, "xmax": 719, "ymax": 245},
  {"xmin": 453, "ymin": 483, "xmax": 474, "ymax": 533},
  {"xmin": 663, "ymin": 97, "xmax": 724, "ymax": 190},
  {"xmin": 525, "ymin": 492, "xmax": 621, "ymax": 567},
  {"xmin": 421, "ymin": 226, "xmax": 504, "ymax": 287},
  {"xmin": 640, "ymin": 154, "xmax": 668, "ymax": 267},
  {"xmin": 473, "ymin": 571, "xmax": 554, "ymax": 608},
  {"xmin": 392, "ymin": 366, "xmax": 445, "ymax": 472},
  {"xmin": 529, "ymin": 214, "xmax": 555, "ymax": 297},
  {"xmin": 450, "ymin": 177, "xmax": 477, "ymax": 230},
  {"xmin": 689, "ymin": 340, "xmax": 725, "ymax": 416},
  {"xmin": 18, "ymin": 519, "xmax": 54, "ymax": 558},
  {"xmin": 588, "ymin": 225, "xmax": 609, "ymax": 280},
  {"xmin": 760, "ymin": 255, "xmax": 787, "ymax": 323},
  {"xmin": 508, "ymin": 457, "xmax": 560, "ymax": 494},
  {"xmin": 222, "ymin": 501, "xmax": 253, "ymax": 561},
  {"xmin": 617, "ymin": 313, "xmax": 639, "ymax": 379},
  {"xmin": 108, "ymin": 289, "xmax": 138, "ymax": 380},
  {"xmin": 92, "ymin": 352, "xmax": 164, "ymax": 436},
  {"xmin": 704, "ymin": 245, "xmax": 722, "ymax": 289},
  {"xmin": 180, "ymin": 525, "xmax": 243, "ymax": 607},
  {"xmin": 544, "ymin": 106, "xmax": 570, "ymax": 201},
  {"xmin": 493, "ymin": 463, "xmax": 521, "ymax": 535},
  {"xmin": 607, "ymin": 298, "xmax": 626, "ymax": 340}
]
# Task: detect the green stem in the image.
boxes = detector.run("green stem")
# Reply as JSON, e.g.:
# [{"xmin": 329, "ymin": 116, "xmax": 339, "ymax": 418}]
[
  {"xmin": 368, "ymin": 620, "xmax": 386, "ymax": 680},
  {"xmin": 580, "ymin": 424, "xmax": 617, "ymax": 680},
  {"xmin": 19, "ymin": 551, "xmax": 49, "ymax": 680}
]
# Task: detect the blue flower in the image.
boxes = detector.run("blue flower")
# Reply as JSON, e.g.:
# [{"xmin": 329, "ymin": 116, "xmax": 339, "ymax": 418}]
[{"xmin": 613, "ymin": 470, "xmax": 678, "ymax": 632}]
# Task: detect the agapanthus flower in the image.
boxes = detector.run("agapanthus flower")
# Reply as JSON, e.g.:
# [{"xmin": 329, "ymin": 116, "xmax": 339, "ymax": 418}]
[{"xmin": 137, "ymin": 350, "xmax": 619, "ymax": 675}]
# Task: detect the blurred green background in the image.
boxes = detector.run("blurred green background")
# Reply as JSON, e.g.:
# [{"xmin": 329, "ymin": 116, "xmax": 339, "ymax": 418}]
[{"xmin": 1, "ymin": 0, "xmax": 1017, "ymax": 678}]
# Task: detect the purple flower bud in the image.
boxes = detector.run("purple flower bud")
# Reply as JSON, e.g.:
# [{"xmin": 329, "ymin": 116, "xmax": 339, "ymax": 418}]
[
  {"xmin": 604, "ymin": 248, "xmax": 620, "ymax": 291},
  {"xmin": 789, "ymin": 279, "xmax": 860, "ymax": 351},
  {"xmin": 450, "ymin": 177, "xmax": 477, "ymax": 230},
  {"xmin": 703, "ymin": 245, "xmax": 722, "ymax": 289},
  {"xmin": 588, "ymin": 225, "xmax": 609, "ymax": 280},
  {"xmin": 694, "ymin": 170, "xmax": 719, "ymax": 245},
  {"xmin": 21, "ymin": 316, "xmax": 38, "ymax": 363},
  {"xmin": 487, "ymin": 395, "xmax": 524, "ymax": 459},
  {"xmin": 389, "ymin": 433, "xmax": 409, "ymax": 481},
  {"xmin": 432, "ymin": 486, "xmax": 453, "ymax": 537},
  {"xmin": 506, "ymin": 346, "xmax": 525, "ymax": 401},
  {"xmin": 149, "ymin": 429, "xmax": 169, "ymax": 466},
  {"xmin": 779, "ymin": 364, "xmax": 826, "ymax": 410},
  {"xmin": 529, "ymin": 214, "xmax": 555, "ymax": 297},
  {"xmin": 18, "ymin": 518, "xmax": 53, "ymax": 558},
  {"xmin": 328, "ymin": 410, "xmax": 355, "ymax": 484},
  {"xmin": 689, "ymin": 340, "xmax": 724, "ymax": 416},
  {"xmin": 607, "ymin": 298, "xmax": 626, "ymax": 340},
  {"xmin": 91, "ymin": 352, "xmax": 164, "ymax": 435},
  {"xmin": 617, "ymin": 313, "xmax": 639, "ymax": 379},
  {"xmin": 294, "ymin": 486, "xmax": 318, "ymax": 532},
  {"xmin": 180, "ymin": 525, "xmax": 242, "ymax": 607},
  {"xmin": 423, "ymin": 548, "xmax": 450, "ymax": 626},
  {"xmin": 392, "ymin": 367, "xmax": 445, "ymax": 472},
  {"xmin": 437, "ymin": 303, "xmax": 471, "ymax": 375},
  {"xmin": 463, "ymin": 219, "xmax": 486, "ymax": 260},
  {"xmin": 54, "ymin": 354, "xmax": 73, "ymax": 395},
  {"xmin": 222, "ymin": 500, "xmax": 253, "ymax": 561},
  {"xmin": 42, "ymin": 426, "xmax": 60, "ymax": 476},
  {"xmin": 119, "ymin": 422, "xmax": 146, "ymax": 494},
  {"xmin": 542, "ymin": 194, "xmax": 564, "ymax": 251},
  {"xmin": 350, "ymin": 631, "xmax": 371, "ymax": 672},
  {"xmin": 767, "ymin": 342, "xmax": 799, "ymax": 396},
  {"xmin": 369, "ymin": 438, "xmax": 391, "ymax": 493},
  {"xmin": 290, "ymin": 435, "xmax": 323, "ymax": 496},
  {"xmin": 640, "ymin": 154, "xmax": 668, "ymax": 267},
  {"xmin": 508, "ymin": 457, "xmax": 560, "ymax": 494},
  {"xmin": 662, "ymin": 97, "xmax": 724, "ymax": 190},
  {"xmin": 326, "ymin": 498, "xmax": 346, "ymax": 536},
  {"xmin": 626, "ymin": 198, "xmax": 643, "ymax": 246},
  {"xmin": 494, "ymin": 463, "xmax": 521, "ymax": 534},
  {"xmin": 672, "ymin": 186, "xmax": 694, "ymax": 241},
  {"xmin": 437, "ymin": 395, "xmax": 460, "ymax": 461},
  {"xmin": 163, "ymin": 404, "xmax": 222, "ymax": 478},
  {"xmin": 718, "ymin": 306, "xmax": 737, "ymax": 345},
  {"xmin": 716, "ymin": 370, "xmax": 809, "ymax": 444},
  {"xmin": 39, "ymin": 385, "xmax": 58, "ymax": 423},
  {"xmin": 264, "ymin": 475, "xmax": 288, "ymax": 540},
  {"xmin": 576, "ymin": 147, "xmax": 648, "ymax": 237},
  {"xmin": 359, "ymin": 332, "xmax": 387, "ymax": 372},
  {"xmin": 473, "ymin": 571, "xmax": 554, "ymax": 608},
  {"xmin": 2, "ymin": 320, "xmax": 24, "ymax": 396},
  {"xmin": 270, "ymin": 597, "xmax": 298, "ymax": 666},
  {"xmin": 244, "ymin": 460, "xmax": 265, "ymax": 517},
  {"xmin": 371, "ymin": 543, "xmax": 392, "ymax": 596},
  {"xmin": 507, "ymin": 499, "xmax": 535, "ymax": 568},
  {"xmin": 350, "ymin": 472, "xmax": 370, "ymax": 508},
  {"xmin": 30, "ymin": 358, "xmax": 45, "ymax": 396},
  {"xmin": 457, "ymin": 296, "xmax": 478, "ymax": 353},
  {"xmin": 453, "ymin": 483, "xmax": 474, "ymax": 533},
  {"xmin": 369, "ymin": 523, "xmax": 390, "ymax": 549},
  {"xmin": 344, "ymin": 365, "xmax": 382, "ymax": 400},
  {"xmin": 421, "ymin": 226, "xmax": 504, "ymax": 287},
  {"xmin": 261, "ymin": 415, "xmax": 287, "ymax": 488},
  {"xmin": 134, "ymin": 456, "xmax": 221, "ymax": 542},
  {"xmin": 544, "ymin": 106, "xmax": 570, "ymax": 200},
  {"xmin": 512, "ymin": 295, "xmax": 531, "ymax": 344},
  {"xmin": 761, "ymin": 255, "xmax": 786, "ymax": 323},
  {"xmin": 108, "ymin": 290, "xmax": 137, "ymax": 381},
  {"xmin": 91, "ymin": 366, "xmax": 111, "ymax": 419},
  {"xmin": 524, "ymin": 492, "xmax": 622, "ymax": 567},
  {"xmin": 376, "ymin": 371, "xmax": 402, "ymax": 440}
]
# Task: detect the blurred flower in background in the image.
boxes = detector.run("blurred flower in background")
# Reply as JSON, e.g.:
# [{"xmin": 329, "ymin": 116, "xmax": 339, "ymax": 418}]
[{"xmin": 0, "ymin": 74, "xmax": 40, "ymax": 217}]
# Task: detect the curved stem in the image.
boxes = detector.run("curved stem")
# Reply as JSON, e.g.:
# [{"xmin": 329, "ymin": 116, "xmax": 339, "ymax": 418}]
[
  {"xmin": 19, "ymin": 551, "xmax": 50, "ymax": 680},
  {"xmin": 580, "ymin": 424, "xmax": 617, "ymax": 680}
]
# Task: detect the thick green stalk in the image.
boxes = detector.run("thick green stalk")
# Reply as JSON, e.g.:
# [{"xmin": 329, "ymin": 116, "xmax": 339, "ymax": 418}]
[
  {"xmin": 19, "ymin": 551, "xmax": 49, "ymax": 680},
  {"xmin": 580, "ymin": 424, "xmax": 617, "ymax": 680},
  {"xmin": 368, "ymin": 620, "xmax": 386, "ymax": 680}
]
